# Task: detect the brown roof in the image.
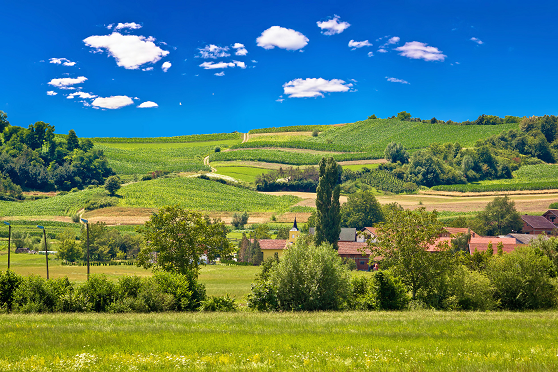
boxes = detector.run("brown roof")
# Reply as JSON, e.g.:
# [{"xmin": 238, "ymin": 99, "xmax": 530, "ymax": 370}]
[
  {"xmin": 469, "ymin": 237, "xmax": 523, "ymax": 254},
  {"xmin": 427, "ymin": 237, "xmax": 453, "ymax": 252},
  {"xmin": 543, "ymin": 210, "xmax": 558, "ymax": 218},
  {"xmin": 257, "ymin": 239, "xmax": 288, "ymax": 250},
  {"xmin": 521, "ymin": 215, "xmax": 557, "ymax": 230},
  {"xmin": 337, "ymin": 242, "xmax": 371, "ymax": 255},
  {"xmin": 361, "ymin": 227, "xmax": 378, "ymax": 235}
]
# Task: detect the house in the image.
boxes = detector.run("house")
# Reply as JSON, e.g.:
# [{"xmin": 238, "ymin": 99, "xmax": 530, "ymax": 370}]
[
  {"xmin": 468, "ymin": 237, "xmax": 524, "ymax": 254},
  {"xmin": 259, "ymin": 218, "xmax": 300, "ymax": 261},
  {"xmin": 542, "ymin": 210, "xmax": 558, "ymax": 227},
  {"xmin": 339, "ymin": 228, "xmax": 357, "ymax": 242},
  {"xmin": 358, "ymin": 227, "xmax": 378, "ymax": 242},
  {"xmin": 521, "ymin": 215, "xmax": 558, "ymax": 236},
  {"xmin": 337, "ymin": 242, "xmax": 371, "ymax": 270},
  {"xmin": 503, "ymin": 233, "xmax": 547, "ymax": 245}
]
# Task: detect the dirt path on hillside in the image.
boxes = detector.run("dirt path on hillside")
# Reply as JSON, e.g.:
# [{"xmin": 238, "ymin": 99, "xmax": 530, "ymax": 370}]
[{"xmin": 242, "ymin": 133, "xmax": 249, "ymax": 143}]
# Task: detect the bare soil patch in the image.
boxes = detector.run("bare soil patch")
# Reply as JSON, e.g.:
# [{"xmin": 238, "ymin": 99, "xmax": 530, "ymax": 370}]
[
  {"xmin": 249, "ymin": 132, "xmax": 313, "ymax": 138},
  {"xmin": 82, "ymin": 207, "xmax": 156, "ymax": 225},
  {"xmin": 23, "ymin": 191, "xmax": 57, "ymax": 197},
  {"xmin": 227, "ymin": 147, "xmax": 351, "ymax": 155}
]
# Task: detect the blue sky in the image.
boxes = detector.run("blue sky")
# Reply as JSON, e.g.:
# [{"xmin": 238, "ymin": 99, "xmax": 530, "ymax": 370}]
[{"xmin": 1, "ymin": 0, "xmax": 557, "ymax": 137}]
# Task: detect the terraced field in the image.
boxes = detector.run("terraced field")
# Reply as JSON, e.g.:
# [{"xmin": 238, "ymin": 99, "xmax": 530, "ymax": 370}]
[
  {"xmin": 119, "ymin": 177, "xmax": 299, "ymax": 212},
  {"xmin": 95, "ymin": 138, "xmax": 241, "ymax": 175}
]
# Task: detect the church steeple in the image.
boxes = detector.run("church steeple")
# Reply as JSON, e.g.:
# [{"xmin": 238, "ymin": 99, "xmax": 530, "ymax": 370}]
[
  {"xmin": 292, "ymin": 217, "xmax": 298, "ymax": 231},
  {"xmin": 288, "ymin": 217, "xmax": 300, "ymax": 243}
]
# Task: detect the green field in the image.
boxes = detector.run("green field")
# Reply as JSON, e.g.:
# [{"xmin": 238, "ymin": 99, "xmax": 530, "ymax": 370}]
[
  {"xmin": 119, "ymin": 177, "xmax": 299, "ymax": 212},
  {"xmin": 210, "ymin": 148, "xmax": 373, "ymax": 165},
  {"xmin": 89, "ymin": 132, "xmax": 242, "ymax": 143},
  {"xmin": 0, "ymin": 311, "xmax": 556, "ymax": 371},
  {"xmin": 213, "ymin": 165, "xmax": 272, "ymax": 183},
  {"xmin": 432, "ymin": 164, "xmax": 558, "ymax": 192}
]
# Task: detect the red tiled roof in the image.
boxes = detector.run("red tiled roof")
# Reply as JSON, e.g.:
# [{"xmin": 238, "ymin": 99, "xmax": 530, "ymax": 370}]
[
  {"xmin": 469, "ymin": 237, "xmax": 523, "ymax": 254},
  {"xmin": 443, "ymin": 227, "xmax": 477, "ymax": 237},
  {"xmin": 521, "ymin": 215, "xmax": 557, "ymax": 229},
  {"xmin": 543, "ymin": 210, "xmax": 558, "ymax": 218},
  {"xmin": 257, "ymin": 239, "xmax": 288, "ymax": 250},
  {"xmin": 427, "ymin": 237, "xmax": 453, "ymax": 252},
  {"xmin": 361, "ymin": 227, "xmax": 378, "ymax": 235},
  {"xmin": 337, "ymin": 241, "xmax": 370, "ymax": 255}
]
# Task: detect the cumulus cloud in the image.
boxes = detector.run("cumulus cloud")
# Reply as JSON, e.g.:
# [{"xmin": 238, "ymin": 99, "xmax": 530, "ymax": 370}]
[
  {"xmin": 395, "ymin": 41, "xmax": 446, "ymax": 61},
  {"xmin": 142, "ymin": 67, "xmax": 154, "ymax": 71},
  {"xmin": 114, "ymin": 22, "xmax": 142, "ymax": 31},
  {"xmin": 470, "ymin": 37, "xmax": 483, "ymax": 45},
  {"xmin": 215, "ymin": 72, "xmax": 225, "ymax": 76},
  {"xmin": 257, "ymin": 26, "xmax": 308, "ymax": 50},
  {"xmin": 317, "ymin": 15, "xmax": 350, "ymax": 35},
  {"xmin": 138, "ymin": 101, "xmax": 158, "ymax": 108},
  {"xmin": 161, "ymin": 61, "xmax": 171, "ymax": 72},
  {"xmin": 199, "ymin": 61, "xmax": 246, "ymax": 69},
  {"xmin": 49, "ymin": 58, "xmax": 76, "ymax": 66},
  {"xmin": 46, "ymin": 91, "xmax": 57, "ymax": 96},
  {"xmin": 67, "ymin": 92, "xmax": 97, "ymax": 99},
  {"xmin": 232, "ymin": 43, "xmax": 248, "ymax": 56},
  {"xmin": 385, "ymin": 36, "xmax": 400, "ymax": 45},
  {"xmin": 386, "ymin": 76, "xmax": 409, "ymax": 84},
  {"xmin": 367, "ymin": 52, "xmax": 374, "ymax": 57},
  {"xmin": 377, "ymin": 48, "xmax": 388, "ymax": 53},
  {"xmin": 283, "ymin": 78, "xmax": 353, "ymax": 98},
  {"xmin": 83, "ymin": 33, "xmax": 169, "ymax": 69},
  {"xmin": 198, "ymin": 44, "xmax": 230, "ymax": 59},
  {"xmin": 48, "ymin": 76, "xmax": 87, "ymax": 88},
  {"xmin": 92, "ymin": 95, "xmax": 134, "ymax": 109},
  {"xmin": 348, "ymin": 40, "xmax": 372, "ymax": 50}
]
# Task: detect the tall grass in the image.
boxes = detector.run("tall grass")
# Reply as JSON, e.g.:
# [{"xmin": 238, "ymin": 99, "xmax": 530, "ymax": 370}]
[{"xmin": 0, "ymin": 311, "xmax": 556, "ymax": 371}]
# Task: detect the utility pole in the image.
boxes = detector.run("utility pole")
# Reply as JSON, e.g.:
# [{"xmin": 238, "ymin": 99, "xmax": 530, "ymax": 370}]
[
  {"xmin": 3, "ymin": 222, "xmax": 10, "ymax": 270},
  {"xmin": 81, "ymin": 219, "xmax": 90, "ymax": 280},
  {"xmin": 37, "ymin": 225, "xmax": 49, "ymax": 280}
]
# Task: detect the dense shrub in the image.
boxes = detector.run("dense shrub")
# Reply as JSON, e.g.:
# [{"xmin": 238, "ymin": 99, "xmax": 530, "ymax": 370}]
[
  {"xmin": 446, "ymin": 265, "xmax": 497, "ymax": 310},
  {"xmin": 0, "ymin": 270, "xmax": 24, "ymax": 311},
  {"xmin": 249, "ymin": 238, "xmax": 351, "ymax": 311},
  {"xmin": 349, "ymin": 271, "xmax": 408, "ymax": 310},
  {"xmin": 78, "ymin": 274, "xmax": 119, "ymax": 312},
  {"xmin": 486, "ymin": 247, "xmax": 557, "ymax": 310},
  {"xmin": 200, "ymin": 295, "xmax": 237, "ymax": 312},
  {"xmin": 84, "ymin": 197, "xmax": 119, "ymax": 211}
]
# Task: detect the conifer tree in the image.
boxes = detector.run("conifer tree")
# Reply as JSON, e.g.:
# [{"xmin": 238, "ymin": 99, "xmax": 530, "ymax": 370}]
[{"xmin": 315, "ymin": 157, "xmax": 341, "ymax": 250}]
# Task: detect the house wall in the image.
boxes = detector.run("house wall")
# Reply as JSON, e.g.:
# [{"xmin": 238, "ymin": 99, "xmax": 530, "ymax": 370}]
[
  {"xmin": 339, "ymin": 254, "xmax": 369, "ymax": 271},
  {"xmin": 262, "ymin": 249, "xmax": 285, "ymax": 261},
  {"xmin": 522, "ymin": 223, "xmax": 556, "ymax": 236}
]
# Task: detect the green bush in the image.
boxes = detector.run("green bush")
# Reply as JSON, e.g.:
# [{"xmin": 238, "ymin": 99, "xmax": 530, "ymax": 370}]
[
  {"xmin": 200, "ymin": 294, "xmax": 237, "ymax": 312},
  {"xmin": 486, "ymin": 247, "xmax": 557, "ymax": 310},
  {"xmin": 84, "ymin": 197, "xmax": 119, "ymax": 211},
  {"xmin": 368, "ymin": 271, "xmax": 409, "ymax": 310},
  {"xmin": 78, "ymin": 274, "xmax": 118, "ymax": 312},
  {"xmin": 12, "ymin": 276, "xmax": 73, "ymax": 313},
  {"xmin": 151, "ymin": 271, "xmax": 206, "ymax": 311},
  {"xmin": 446, "ymin": 265, "xmax": 497, "ymax": 310},
  {"xmin": 0, "ymin": 270, "xmax": 24, "ymax": 311},
  {"xmin": 256, "ymin": 237, "xmax": 351, "ymax": 311}
]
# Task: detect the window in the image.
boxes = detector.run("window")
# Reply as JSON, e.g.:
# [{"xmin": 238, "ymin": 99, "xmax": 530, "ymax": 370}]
[{"xmin": 360, "ymin": 261, "xmax": 365, "ymax": 265}]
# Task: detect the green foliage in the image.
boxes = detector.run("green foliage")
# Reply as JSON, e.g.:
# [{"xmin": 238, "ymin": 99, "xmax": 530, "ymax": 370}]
[
  {"xmin": 137, "ymin": 205, "xmax": 232, "ymax": 276},
  {"xmin": 200, "ymin": 294, "xmax": 237, "ymax": 312},
  {"xmin": 446, "ymin": 265, "xmax": 497, "ymax": 310},
  {"xmin": 384, "ymin": 142, "xmax": 409, "ymax": 163},
  {"xmin": 0, "ymin": 270, "xmax": 24, "ymax": 311},
  {"xmin": 120, "ymin": 177, "xmax": 299, "ymax": 212},
  {"xmin": 211, "ymin": 148, "xmax": 373, "ymax": 165},
  {"xmin": 486, "ymin": 247, "xmax": 557, "ymax": 310},
  {"xmin": 56, "ymin": 229, "xmax": 83, "ymax": 262},
  {"xmin": 315, "ymin": 158, "xmax": 341, "ymax": 249},
  {"xmin": 372, "ymin": 208, "xmax": 445, "ymax": 300},
  {"xmin": 104, "ymin": 175, "xmax": 121, "ymax": 196},
  {"xmin": 248, "ymin": 125, "xmax": 332, "ymax": 134},
  {"xmin": 255, "ymin": 166, "xmax": 319, "ymax": 192},
  {"xmin": 232, "ymin": 139, "xmax": 357, "ymax": 152},
  {"xmin": 397, "ymin": 111, "xmax": 411, "ymax": 121},
  {"xmin": 529, "ymin": 236, "xmax": 558, "ymax": 277},
  {"xmin": 231, "ymin": 211, "xmax": 249, "ymax": 229},
  {"xmin": 84, "ymin": 196, "xmax": 119, "ymax": 211},
  {"xmin": 474, "ymin": 196, "xmax": 523, "ymax": 236},
  {"xmin": 250, "ymin": 238, "xmax": 351, "ymax": 311},
  {"xmin": 340, "ymin": 190, "xmax": 384, "ymax": 229}
]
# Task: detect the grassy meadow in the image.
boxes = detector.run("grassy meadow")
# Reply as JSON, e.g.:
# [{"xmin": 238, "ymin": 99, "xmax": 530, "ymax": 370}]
[{"xmin": 0, "ymin": 311, "xmax": 557, "ymax": 371}]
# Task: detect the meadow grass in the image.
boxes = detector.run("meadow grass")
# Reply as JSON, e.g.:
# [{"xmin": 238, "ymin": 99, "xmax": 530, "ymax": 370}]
[
  {"xmin": 119, "ymin": 177, "xmax": 300, "ymax": 212},
  {"xmin": 0, "ymin": 311, "xmax": 556, "ymax": 371}
]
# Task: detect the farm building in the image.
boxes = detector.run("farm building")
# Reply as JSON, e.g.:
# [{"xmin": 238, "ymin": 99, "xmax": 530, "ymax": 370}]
[
  {"xmin": 520, "ymin": 215, "xmax": 558, "ymax": 236},
  {"xmin": 542, "ymin": 210, "xmax": 558, "ymax": 227}
]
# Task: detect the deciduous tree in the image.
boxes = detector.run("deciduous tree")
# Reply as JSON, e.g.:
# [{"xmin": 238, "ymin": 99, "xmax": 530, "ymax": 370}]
[
  {"xmin": 137, "ymin": 206, "xmax": 232, "ymax": 276},
  {"xmin": 474, "ymin": 196, "xmax": 523, "ymax": 236},
  {"xmin": 340, "ymin": 190, "xmax": 384, "ymax": 230}
]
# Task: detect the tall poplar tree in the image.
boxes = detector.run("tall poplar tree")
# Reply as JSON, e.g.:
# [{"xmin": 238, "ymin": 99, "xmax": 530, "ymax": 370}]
[{"xmin": 315, "ymin": 157, "xmax": 341, "ymax": 250}]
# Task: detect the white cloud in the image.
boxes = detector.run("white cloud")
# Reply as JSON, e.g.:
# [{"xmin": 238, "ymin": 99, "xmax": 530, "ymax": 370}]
[
  {"xmin": 377, "ymin": 48, "xmax": 388, "ymax": 53},
  {"xmin": 348, "ymin": 40, "xmax": 372, "ymax": 50},
  {"xmin": 317, "ymin": 15, "xmax": 350, "ymax": 35},
  {"xmin": 48, "ymin": 76, "xmax": 87, "ymax": 88},
  {"xmin": 386, "ymin": 76, "xmax": 409, "ymax": 84},
  {"xmin": 83, "ymin": 33, "xmax": 169, "ymax": 69},
  {"xmin": 114, "ymin": 22, "xmax": 142, "ymax": 31},
  {"xmin": 232, "ymin": 43, "xmax": 248, "ymax": 56},
  {"xmin": 199, "ymin": 60, "xmax": 246, "ymax": 69},
  {"xmin": 198, "ymin": 44, "xmax": 230, "ymax": 59},
  {"xmin": 92, "ymin": 95, "xmax": 134, "ymax": 109},
  {"xmin": 385, "ymin": 36, "xmax": 400, "ymax": 45},
  {"xmin": 367, "ymin": 52, "xmax": 374, "ymax": 57},
  {"xmin": 67, "ymin": 92, "xmax": 97, "ymax": 99},
  {"xmin": 49, "ymin": 58, "xmax": 76, "ymax": 66},
  {"xmin": 138, "ymin": 101, "xmax": 158, "ymax": 108},
  {"xmin": 395, "ymin": 41, "xmax": 446, "ymax": 62},
  {"xmin": 470, "ymin": 37, "xmax": 483, "ymax": 45},
  {"xmin": 161, "ymin": 61, "xmax": 171, "ymax": 72},
  {"xmin": 215, "ymin": 72, "xmax": 225, "ymax": 76},
  {"xmin": 256, "ymin": 26, "xmax": 308, "ymax": 50},
  {"xmin": 142, "ymin": 67, "xmax": 154, "ymax": 71},
  {"xmin": 46, "ymin": 91, "xmax": 57, "ymax": 96},
  {"xmin": 283, "ymin": 78, "xmax": 353, "ymax": 98},
  {"xmin": 276, "ymin": 98, "xmax": 284, "ymax": 103}
]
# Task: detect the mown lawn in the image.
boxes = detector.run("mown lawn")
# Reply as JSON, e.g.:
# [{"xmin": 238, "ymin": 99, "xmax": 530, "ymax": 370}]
[{"xmin": 0, "ymin": 311, "xmax": 556, "ymax": 371}]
